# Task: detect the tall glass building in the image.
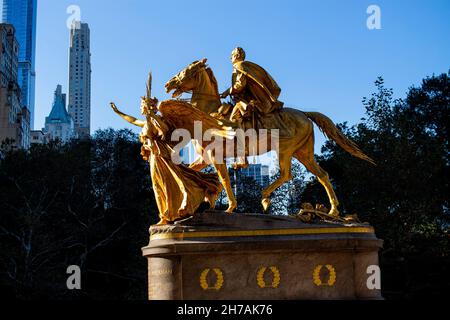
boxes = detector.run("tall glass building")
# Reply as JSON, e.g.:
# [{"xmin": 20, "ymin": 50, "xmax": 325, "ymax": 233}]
[
  {"xmin": 0, "ymin": 0, "xmax": 37, "ymax": 129},
  {"xmin": 68, "ymin": 22, "xmax": 91, "ymax": 138}
]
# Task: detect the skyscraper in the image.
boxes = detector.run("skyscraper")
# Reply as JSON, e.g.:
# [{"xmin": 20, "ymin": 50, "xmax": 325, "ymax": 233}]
[
  {"xmin": 0, "ymin": 23, "xmax": 30, "ymax": 149},
  {"xmin": 1, "ymin": 0, "xmax": 37, "ymax": 129},
  {"xmin": 229, "ymin": 163, "xmax": 271, "ymax": 195},
  {"xmin": 240, "ymin": 164, "xmax": 270, "ymax": 187},
  {"xmin": 68, "ymin": 22, "xmax": 91, "ymax": 138},
  {"xmin": 44, "ymin": 84, "xmax": 74, "ymax": 142}
]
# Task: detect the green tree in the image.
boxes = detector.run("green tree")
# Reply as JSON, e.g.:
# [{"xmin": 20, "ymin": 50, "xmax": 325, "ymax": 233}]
[
  {"xmin": 227, "ymin": 167, "xmax": 264, "ymax": 213},
  {"xmin": 269, "ymin": 161, "xmax": 307, "ymax": 215}
]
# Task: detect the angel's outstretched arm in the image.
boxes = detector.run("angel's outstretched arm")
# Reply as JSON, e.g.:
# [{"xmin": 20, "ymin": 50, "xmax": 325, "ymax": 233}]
[{"xmin": 109, "ymin": 102, "xmax": 145, "ymax": 127}]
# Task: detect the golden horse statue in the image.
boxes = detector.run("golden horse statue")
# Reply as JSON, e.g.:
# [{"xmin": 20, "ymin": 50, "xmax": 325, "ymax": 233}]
[{"xmin": 164, "ymin": 59, "xmax": 375, "ymax": 216}]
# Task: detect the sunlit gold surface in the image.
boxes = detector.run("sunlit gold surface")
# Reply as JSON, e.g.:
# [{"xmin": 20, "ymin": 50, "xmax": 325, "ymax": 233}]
[
  {"xmin": 149, "ymin": 226, "xmax": 375, "ymax": 241},
  {"xmin": 109, "ymin": 76, "xmax": 226, "ymax": 224},
  {"xmin": 164, "ymin": 54, "xmax": 374, "ymax": 216},
  {"xmin": 108, "ymin": 49, "xmax": 374, "ymax": 222}
]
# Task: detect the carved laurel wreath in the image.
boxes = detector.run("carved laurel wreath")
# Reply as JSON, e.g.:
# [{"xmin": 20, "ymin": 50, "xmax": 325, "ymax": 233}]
[
  {"xmin": 313, "ymin": 264, "xmax": 337, "ymax": 286},
  {"xmin": 257, "ymin": 266, "xmax": 281, "ymax": 288},
  {"xmin": 199, "ymin": 268, "xmax": 224, "ymax": 290}
]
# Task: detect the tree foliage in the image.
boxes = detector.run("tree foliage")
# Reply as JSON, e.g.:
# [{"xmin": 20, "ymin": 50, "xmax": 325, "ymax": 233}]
[
  {"xmin": 0, "ymin": 129, "xmax": 155, "ymax": 299},
  {"xmin": 269, "ymin": 161, "xmax": 307, "ymax": 215}
]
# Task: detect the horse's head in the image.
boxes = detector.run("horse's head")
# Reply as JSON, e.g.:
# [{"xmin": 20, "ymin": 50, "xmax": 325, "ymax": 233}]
[{"xmin": 165, "ymin": 58, "xmax": 208, "ymax": 98}]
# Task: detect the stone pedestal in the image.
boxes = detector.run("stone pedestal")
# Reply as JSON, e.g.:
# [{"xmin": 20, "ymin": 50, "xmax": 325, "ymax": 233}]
[{"xmin": 142, "ymin": 211, "xmax": 383, "ymax": 300}]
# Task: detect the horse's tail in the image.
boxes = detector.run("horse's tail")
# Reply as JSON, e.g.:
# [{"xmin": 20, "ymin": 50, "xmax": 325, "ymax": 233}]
[{"xmin": 304, "ymin": 112, "xmax": 376, "ymax": 165}]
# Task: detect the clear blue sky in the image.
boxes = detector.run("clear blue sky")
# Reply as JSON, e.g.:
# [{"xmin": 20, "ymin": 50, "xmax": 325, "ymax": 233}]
[{"xmin": 34, "ymin": 0, "xmax": 450, "ymax": 154}]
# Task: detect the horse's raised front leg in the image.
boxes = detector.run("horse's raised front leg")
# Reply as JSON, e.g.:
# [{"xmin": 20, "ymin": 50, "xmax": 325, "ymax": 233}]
[{"xmin": 261, "ymin": 153, "xmax": 293, "ymax": 212}]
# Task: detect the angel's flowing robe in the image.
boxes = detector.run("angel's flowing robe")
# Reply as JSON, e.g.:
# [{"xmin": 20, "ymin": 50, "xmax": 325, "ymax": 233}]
[{"xmin": 140, "ymin": 115, "xmax": 222, "ymax": 223}]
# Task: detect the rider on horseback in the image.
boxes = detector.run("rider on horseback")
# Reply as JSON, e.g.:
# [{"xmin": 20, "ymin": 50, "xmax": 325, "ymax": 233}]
[{"xmin": 221, "ymin": 47, "xmax": 284, "ymax": 169}]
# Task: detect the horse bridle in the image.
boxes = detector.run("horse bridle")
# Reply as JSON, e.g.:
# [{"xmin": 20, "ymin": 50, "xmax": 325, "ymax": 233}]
[{"xmin": 173, "ymin": 66, "xmax": 221, "ymax": 100}]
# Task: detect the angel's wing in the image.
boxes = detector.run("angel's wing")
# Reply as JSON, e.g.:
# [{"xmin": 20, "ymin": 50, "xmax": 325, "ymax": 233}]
[{"xmin": 158, "ymin": 100, "xmax": 235, "ymax": 139}]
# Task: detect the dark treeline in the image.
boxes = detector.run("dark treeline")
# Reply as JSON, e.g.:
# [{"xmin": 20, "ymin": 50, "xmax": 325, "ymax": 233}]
[
  {"xmin": 0, "ymin": 72, "xmax": 448, "ymax": 299},
  {"xmin": 0, "ymin": 129, "xmax": 156, "ymax": 299},
  {"xmin": 300, "ymin": 73, "xmax": 449, "ymax": 298}
]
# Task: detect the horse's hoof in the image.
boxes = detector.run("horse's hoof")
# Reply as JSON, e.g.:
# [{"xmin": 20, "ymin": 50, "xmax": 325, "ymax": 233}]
[
  {"xmin": 262, "ymin": 198, "xmax": 271, "ymax": 212},
  {"xmin": 226, "ymin": 202, "xmax": 237, "ymax": 214},
  {"xmin": 329, "ymin": 208, "xmax": 339, "ymax": 217},
  {"xmin": 204, "ymin": 195, "xmax": 216, "ymax": 209},
  {"xmin": 156, "ymin": 218, "xmax": 169, "ymax": 225}
]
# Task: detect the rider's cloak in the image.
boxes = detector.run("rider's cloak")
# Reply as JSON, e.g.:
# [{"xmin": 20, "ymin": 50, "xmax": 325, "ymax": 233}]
[{"xmin": 232, "ymin": 60, "xmax": 284, "ymax": 114}]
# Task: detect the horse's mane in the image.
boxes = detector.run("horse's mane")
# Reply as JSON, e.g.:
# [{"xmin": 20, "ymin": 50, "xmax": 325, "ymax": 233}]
[{"xmin": 205, "ymin": 67, "xmax": 219, "ymax": 95}]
